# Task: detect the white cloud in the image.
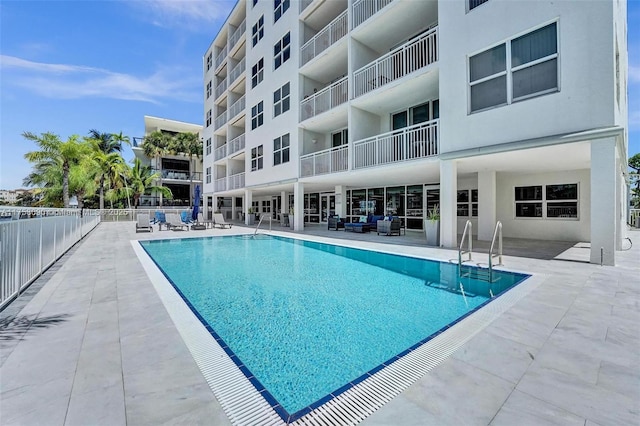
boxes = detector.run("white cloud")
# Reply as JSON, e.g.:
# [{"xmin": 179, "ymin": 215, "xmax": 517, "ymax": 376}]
[
  {"xmin": 630, "ymin": 64, "xmax": 640, "ymax": 84},
  {"xmin": 129, "ymin": 0, "xmax": 236, "ymax": 29},
  {"xmin": 0, "ymin": 55, "xmax": 200, "ymax": 104}
]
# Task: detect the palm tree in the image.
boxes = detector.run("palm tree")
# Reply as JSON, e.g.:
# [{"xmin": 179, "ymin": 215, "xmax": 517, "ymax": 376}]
[
  {"xmin": 141, "ymin": 131, "xmax": 171, "ymax": 206},
  {"xmin": 23, "ymin": 132, "xmax": 88, "ymax": 208},
  {"xmin": 91, "ymin": 148, "xmax": 128, "ymax": 209},
  {"xmin": 171, "ymin": 132, "xmax": 202, "ymax": 206},
  {"xmin": 125, "ymin": 158, "xmax": 172, "ymax": 208},
  {"xmin": 88, "ymin": 129, "xmax": 122, "ymax": 153}
]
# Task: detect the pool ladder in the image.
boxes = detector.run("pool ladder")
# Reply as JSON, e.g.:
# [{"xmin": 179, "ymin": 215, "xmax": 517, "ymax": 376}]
[{"xmin": 458, "ymin": 221, "xmax": 503, "ymax": 291}]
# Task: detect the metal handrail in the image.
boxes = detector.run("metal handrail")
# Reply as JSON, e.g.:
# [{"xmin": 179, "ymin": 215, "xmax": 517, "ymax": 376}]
[
  {"xmin": 458, "ymin": 220, "xmax": 473, "ymax": 265},
  {"xmin": 254, "ymin": 213, "xmax": 265, "ymax": 236},
  {"xmin": 489, "ymin": 221, "xmax": 503, "ymax": 271}
]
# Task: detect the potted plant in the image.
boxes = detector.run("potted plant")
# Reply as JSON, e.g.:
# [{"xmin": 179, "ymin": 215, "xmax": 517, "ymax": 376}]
[
  {"xmin": 289, "ymin": 207, "xmax": 295, "ymax": 229},
  {"xmin": 425, "ymin": 205, "xmax": 440, "ymax": 246}
]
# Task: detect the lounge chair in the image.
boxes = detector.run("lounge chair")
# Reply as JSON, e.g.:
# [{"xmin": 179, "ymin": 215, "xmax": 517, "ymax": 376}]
[
  {"xmin": 165, "ymin": 213, "xmax": 188, "ymax": 231},
  {"xmin": 328, "ymin": 215, "xmax": 344, "ymax": 230},
  {"xmin": 181, "ymin": 211, "xmax": 194, "ymax": 226},
  {"xmin": 135, "ymin": 213, "xmax": 153, "ymax": 233},
  {"xmin": 197, "ymin": 213, "xmax": 214, "ymax": 229},
  {"xmin": 154, "ymin": 211, "xmax": 169, "ymax": 231},
  {"xmin": 213, "ymin": 213, "xmax": 233, "ymax": 229}
]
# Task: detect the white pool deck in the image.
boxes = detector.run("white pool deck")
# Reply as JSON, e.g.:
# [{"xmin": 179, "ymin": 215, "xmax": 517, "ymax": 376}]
[{"xmin": 1, "ymin": 221, "xmax": 638, "ymax": 425}]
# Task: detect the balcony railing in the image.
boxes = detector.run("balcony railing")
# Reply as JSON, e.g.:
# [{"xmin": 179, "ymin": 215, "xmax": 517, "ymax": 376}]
[
  {"xmin": 229, "ymin": 133, "xmax": 246, "ymax": 156},
  {"xmin": 228, "ymin": 172, "xmax": 245, "ymax": 190},
  {"xmin": 229, "ymin": 95, "xmax": 246, "ymax": 119},
  {"xmin": 228, "ymin": 19, "xmax": 246, "ymax": 50},
  {"xmin": 215, "ymin": 79, "xmax": 227, "ymax": 99},
  {"xmin": 300, "ymin": 10, "xmax": 348, "ymax": 66},
  {"xmin": 215, "ymin": 111, "xmax": 227, "ymax": 128},
  {"xmin": 353, "ymin": 27, "xmax": 438, "ymax": 98},
  {"xmin": 215, "ymin": 46, "xmax": 227, "ymax": 69},
  {"xmin": 228, "ymin": 61, "xmax": 246, "ymax": 85},
  {"xmin": 215, "ymin": 177, "xmax": 227, "ymax": 192},
  {"xmin": 353, "ymin": 0, "xmax": 394, "ymax": 28},
  {"xmin": 157, "ymin": 168, "xmax": 203, "ymax": 181},
  {"xmin": 353, "ymin": 120, "xmax": 438, "ymax": 169},
  {"xmin": 300, "ymin": 76, "xmax": 348, "ymax": 121},
  {"xmin": 214, "ymin": 144, "xmax": 227, "ymax": 161},
  {"xmin": 300, "ymin": 0, "xmax": 313, "ymax": 13},
  {"xmin": 300, "ymin": 145, "xmax": 348, "ymax": 177}
]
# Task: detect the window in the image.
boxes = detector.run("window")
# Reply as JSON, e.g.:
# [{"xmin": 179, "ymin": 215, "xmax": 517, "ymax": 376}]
[
  {"xmin": 546, "ymin": 184, "xmax": 578, "ymax": 218},
  {"xmin": 252, "ymin": 15, "xmax": 264, "ymax": 47},
  {"xmin": 332, "ymin": 129, "xmax": 348, "ymax": 147},
  {"xmin": 252, "ymin": 58, "xmax": 264, "ymax": 88},
  {"xmin": 262, "ymin": 200, "xmax": 271, "ymax": 213},
  {"xmin": 252, "ymin": 0, "xmax": 258, "ymax": 6},
  {"xmin": 205, "ymin": 138, "xmax": 211, "ymax": 155},
  {"xmin": 273, "ymin": 82, "xmax": 290, "ymax": 117},
  {"xmin": 251, "ymin": 145, "xmax": 263, "ymax": 171},
  {"xmin": 252, "ymin": 200, "xmax": 260, "ymax": 213},
  {"xmin": 206, "ymin": 81, "xmax": 212, "ymax": 99},
  {"xmin": 469, "ymin": 22, "xmax": 558, "ymax": 113},
  {"xmin": 206, "ymin": 52, "xmax": 212, "ymax": 71},
  {"xmin": 274, "ymin": 32, "xmax": 291, "ymax": 70},
  {"xmin": 392, "ymin": 100, "xmax": 439, "ymax": 130},
  {"xmin": 251, "ymin": 101, "xmax": 264, "ymax": 130},
  {"xmin": 273, "ymin": 133, "xmax": 290, "ymax": 166},
  {"xmin": 205, "ymin": 167, "xmax": 211, "ymax": 184},
  {"xmin": 274, "ymin": 0, "xmax": 289, "ymax": 22},
  {"xmin": 206, "ymin": 109, "xmax": 212, "ymax": 127},
  {"xmin": 457, "ymin": 189, "xmax": 478, "ymax": 217},
  {"xmin": 515, "ymin": 185, "xmax": 543, "ymax": 217},
  {"xmin": 469, "ymin": 0, "xmax": 489, "ymax": 11}
]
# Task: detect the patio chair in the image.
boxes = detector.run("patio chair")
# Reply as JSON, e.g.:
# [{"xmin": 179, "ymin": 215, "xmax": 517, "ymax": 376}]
[
  {"xmin": 166, "ymin": 213, "xmax": 188, "ymax": 231},
  {"xmin": 198, "ymin": 213, "xmax": 214, "ymax": 229},
  {"xmin": 213, "ymin": 213, "xmax": 233, "ymax": 229},
  {"xmin": 181, "ymin": 211, "xmax": 194, "ymax": 226},
  {"xmin": 135, "ymin": 213, "xmax": 153, "ymax": 233},
  {"xmin": 154, "ymin": 211, "xmax": 170, "ymax": 231},
  {"xmin": 328, "ymin": 215, "xmax": 344, "ymax": 231}
]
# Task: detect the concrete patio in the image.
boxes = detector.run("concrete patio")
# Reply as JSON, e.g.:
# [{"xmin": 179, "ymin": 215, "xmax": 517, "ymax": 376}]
[{"xmin": 1, "ymin": 221, "xmax": 638, "ymax": 425}]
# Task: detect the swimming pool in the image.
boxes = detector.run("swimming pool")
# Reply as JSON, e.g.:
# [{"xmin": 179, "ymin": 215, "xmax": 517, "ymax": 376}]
[{"xmin": 140, "ymin": 235, "xmax": 528, "ymax": 422}]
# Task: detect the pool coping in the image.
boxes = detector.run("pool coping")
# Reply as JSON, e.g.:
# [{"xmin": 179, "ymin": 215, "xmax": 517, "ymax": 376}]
[{"xmin": 132, "ymin": 233, "xmax": 544, "ymax": 425}]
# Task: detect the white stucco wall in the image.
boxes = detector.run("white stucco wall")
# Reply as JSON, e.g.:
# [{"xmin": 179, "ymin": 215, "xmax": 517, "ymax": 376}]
[
  {"xmin": 496, "ymin": 169, "xmax": 591, "ymax": 242},
  {"xmin": 439, "ymin": 0, "xmax": 616, "ymax": 153}
]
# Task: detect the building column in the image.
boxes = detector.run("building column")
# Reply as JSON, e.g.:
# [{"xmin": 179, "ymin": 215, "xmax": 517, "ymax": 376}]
[
  {"xmin": 335, "ymin": 185, "xmax": 347, "ymax": 218},
  {"xmin": 294, "ymin": 181, "xmax": 304, "ymax": 231},
  {"xmin": 244, "ymin": 189, "xmax": 252, "ymax": 226},
  {"xmin": 478, "ymin": 170, "xmax": 497, "ymax": 241},
  {"xmin": 590, "ymin": 137, "xmax": 617, "ymax": 265},
  {"xmin": 440, "ymin": 159, "xmax": 458, "ymax": 248},
  {"xmin": 281, "ymin": 191, "xmax": 288, "ymax": 219}
]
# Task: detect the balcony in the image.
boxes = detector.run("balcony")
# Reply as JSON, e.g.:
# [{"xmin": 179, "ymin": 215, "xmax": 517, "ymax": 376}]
[
  {"xmin": 229, "ymin": 95, "xmax": 246, "ymax": 120},
  {"xmin": 353, "ymin": 27, "xmax": 437, "ymax": 98},
  {"xmin": 214, "ymin": 144, "xmax": 227, "ymax": 161},
  {"xmin": 228, "ymin": 172, "xmax": 245, "ymax": 190},
  {"xmin": 215, "ymin": 112, "xmax": 227, "ymax": 129},
  {"xmin": 300, "ymin": 10, "xmax": 348, "ymax": 67},
  {"xmin": 300, "ymin": 145, "xmax": 348, "ymax": 177},
  {"xmin": 353, "ymin": 120, "xmax": 438, "ymax": 170},
  {"xmin": 229, "ymin": 133, "xmax": 245, "ymax": 156},
  {"xmin": 352, "ymin": 0, "xmax": 394, "ymax": 29},
  {"xmin": 215, "ymin": 46, "xmax": 227, "ymax": 69},
  {"xmin": 300, "ymin": 0, "xmax": 313, "ymax": 14},
  {"xmin": 157, "ymin": 168, "xmax": 203, "ymax": 181},
  {"xmin": 215, "ymin": 79, "xmax": 227, "ymax": 99},
  {"xmin": 228, "ymin": 19, "xmax": 246, "ymax": 51},
  {"xmin": 228, "ymin": 61, "xmax": 245, "ymax": 86},
  {"xmin": 215, "ymin": 177, "xmax": 227, "ymax": 192},
  {"xmin": 300, "ymin": 76, "xmax": 348, "ymax": 122}
]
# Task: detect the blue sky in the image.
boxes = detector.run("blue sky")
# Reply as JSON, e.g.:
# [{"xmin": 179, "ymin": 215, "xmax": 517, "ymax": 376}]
[{"xmin": 1, "ymin": 0, "xmax": 639, "ymax": 190}]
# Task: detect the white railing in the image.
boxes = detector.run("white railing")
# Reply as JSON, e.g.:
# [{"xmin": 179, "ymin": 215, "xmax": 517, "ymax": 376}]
[
  {"xmin": 300, "ymin": 76, "xmax": 348, "ymax": 121},
  {"xmin": 215, "ymin": 177, "xmax": 227, "ymax": 192},
  {"xmin": 215, "ymin": 111, "xmax": 227, "ymax": 129},
  {"xmin": 229, "ymin": 95, "xmax": 246, "ymax": 119},
  {"xmin": 300, "ymin": 10, "xmax": 348, "ymax": 66},
  {"xmin": 228, "ymin": 61, "xmax": 246, "ymax": 85},
  {"xmin": 353, "ymin": 27, "xmax": 438, "ymax": 98},
  {"xmin": 215, "ymin": 79, "xmax": 227, "ymax": 99},
  {"xmin": 215, "ymin": 46, "xmax": 227, "ymax": 68},
  {"xmin": 214, "ymin": 144, "xmax": 227, "ymax": 161},
  {"xmin": 300, "ymin": 145, "xmax": 349, "ymax": 177},
  {"xmin": 228, "ymin": 19, "xmax": 246, "ymax": 50},
  {"xmin": 353, "ymin": 0, "xmax": 394, "ymax": 28},
  {"xmin": 229, "ymin": 133, "xmax": 246, "ymax": 155},
  {"xmin": 353, "ymin": 120, "xmax": 438, "ymax": 169},
  {"xmin": 229, "ymin": 172, "xmax": 245, "ymax": 190},
  {"xmin": 0, "ymin": 208, "xmax": 100, "ymax": 309},
  {"xmin": 300, "ymin": 0, "xmax": 313, "ymax": 13}
]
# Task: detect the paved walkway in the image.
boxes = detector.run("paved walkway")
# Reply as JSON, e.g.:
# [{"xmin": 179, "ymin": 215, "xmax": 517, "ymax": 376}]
[{"xmin": 1, "ymin": 222, "xmax": 638, "ymax": 425}]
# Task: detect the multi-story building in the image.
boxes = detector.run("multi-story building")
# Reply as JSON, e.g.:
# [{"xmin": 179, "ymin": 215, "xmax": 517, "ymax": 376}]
[
  {"xmin": 132, "ymin": 116, "xmax": 204, "ymax": 209},
  {"xmin": 203, "ymin": 0, "xmax": 628, "ymax": 265}
]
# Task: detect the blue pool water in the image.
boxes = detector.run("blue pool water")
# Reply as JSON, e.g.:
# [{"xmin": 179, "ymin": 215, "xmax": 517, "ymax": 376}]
[{"xmin": 141, "ymin": 235, "xmax": 528, "ymax": 420}]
